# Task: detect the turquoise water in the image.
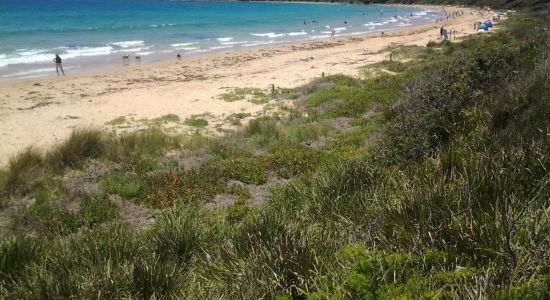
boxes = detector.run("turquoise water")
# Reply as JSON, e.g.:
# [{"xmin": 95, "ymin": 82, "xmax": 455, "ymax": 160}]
[{"xmin": 0, "ymin": 0, "xmax": 441, "ymax": 79}]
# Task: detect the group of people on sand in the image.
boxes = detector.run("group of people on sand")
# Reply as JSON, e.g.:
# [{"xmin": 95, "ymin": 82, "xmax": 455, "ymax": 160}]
[
  {"xmin": 440, "ymin": 26, "xmax": 457, "ymax": 40},
  {"xmin": 437, "ymin": 10, "xmax": 464, "ymax": 23}
]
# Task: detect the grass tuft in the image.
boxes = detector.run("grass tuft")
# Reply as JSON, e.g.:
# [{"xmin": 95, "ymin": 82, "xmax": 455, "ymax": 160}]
[{"xmin": 46, "ymin": 128, "xmax": 104, "ymax": 170}]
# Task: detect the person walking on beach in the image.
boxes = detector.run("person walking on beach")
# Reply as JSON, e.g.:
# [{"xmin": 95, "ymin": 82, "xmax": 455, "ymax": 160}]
[
  {"xmin": 331, "ymin": 28, "xmax": 336, "ymax": 39},
  {"xmin": 53, "ymin": 54, "xmax": 65, "ymax": 76}
]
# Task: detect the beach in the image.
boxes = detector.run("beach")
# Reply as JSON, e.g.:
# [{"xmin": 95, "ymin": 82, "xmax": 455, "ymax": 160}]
[{"xmin": 0, "ymin": 5, "xmax": 487, "ymax": 166}]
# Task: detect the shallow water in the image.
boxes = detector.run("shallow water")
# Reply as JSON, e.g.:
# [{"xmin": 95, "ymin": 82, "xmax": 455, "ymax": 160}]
[{"xmin": 0, "ymin": 0, "xmax": 441, "ymax": 80}]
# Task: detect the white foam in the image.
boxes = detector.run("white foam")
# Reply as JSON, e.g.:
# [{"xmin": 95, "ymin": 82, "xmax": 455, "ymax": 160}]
[
  {"xmin": 64, "ymin": 46, "xmax": 114, "ymax": 58},
  {"xmin": 188, "ymin": 49, "xmax": 210, "ymax": 54},
  {"xmin": 216, "ymin": 37, "xmax": 233, "ymax": 42},
  {"xmin": 287, "ymin": 31, "xmax": 307, "ymax": 36},
  {"xmin": 138, "ymin": 51, "xmax": 153, "ymax": 56},
  {"xmin": 181, "ymin": 47, "xmax": 200, "ymax": 51},
  {"xmin": 309, "ymin": 35, "xmax": 330, "ymax": 39},
  {"xmin": 364, "ymin": 22, "xmax": 383, "ymax": 26},
  {"xmin": 171, "ymin": 42, "xmax": 198, "ymax": 47},
  {"xmin": 209, "ymin": 45, "xmax": 233, "ymax": 50},
  {"xmin": 0, "ymin": 51, "xmax": 54, "ymax": 67},
  {"xmin": 333, "ymin": 27, "xmax": 347, "ymax": 31},
  {"xmin": 111, "ymin": 40, "xmax": 144, "ymax": 48},
  {"xmin": 251, "ymin": 32, "xmax": 285, "ymax": 38},
  {"xmin": 242, "ymin": 40, "xmax": 276, "ymax": 47},
  {"xmin": 0, "ymin": 67, "xmax": 54, "ymax": 78},
  {"xmin": 220, "ymin": 41, "xmax": 248, "ymax": 45},
  {"xmin": 120, "ymin": 47, "xmax": 142, "ymax": 52}
]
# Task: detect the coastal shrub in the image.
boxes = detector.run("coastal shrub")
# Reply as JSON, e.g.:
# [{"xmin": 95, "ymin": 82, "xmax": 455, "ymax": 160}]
[
  {"xmin": 384, "ymin": 28, "xmax": 539, "ymax": 162},
  {"xmin": 46, "ymin": 128, "xmax": 104, "ymax": 170},
  {"xmin": 491, "ymin": 54, "xmax": 550, "ymax": 147},
  {"xmin": 328, "ymin": 245, "xmax": 473, "ymax": 299},
  {"xmin": 321, "ymin": 77, "xmax": 402, "ymax": 118}
]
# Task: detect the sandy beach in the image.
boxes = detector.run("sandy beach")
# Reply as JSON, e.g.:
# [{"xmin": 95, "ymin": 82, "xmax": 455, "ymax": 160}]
[{"xmin": 0, "ymin": 5, "xmax": 489, "ymax": 166}]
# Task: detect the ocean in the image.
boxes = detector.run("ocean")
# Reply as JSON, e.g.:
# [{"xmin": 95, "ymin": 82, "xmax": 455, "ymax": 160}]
[{"xmin": 0, "ymin": 0, "xmax": 441, "ymax": 80}]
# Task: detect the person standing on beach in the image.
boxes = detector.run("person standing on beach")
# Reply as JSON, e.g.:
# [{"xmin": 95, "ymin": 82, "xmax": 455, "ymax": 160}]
[
  {"xmin": 53, "ymin": 54, "xmax": 65, "ymax": 76},
  {"xmin": 331, "ymin": 28, "xmax": 336, "ymax": 39}
]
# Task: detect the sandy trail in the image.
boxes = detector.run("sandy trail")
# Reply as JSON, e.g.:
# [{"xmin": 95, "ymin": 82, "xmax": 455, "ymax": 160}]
[{"xmin": 0, "ymin": 5, "xmax": 490, "ymax": 166}]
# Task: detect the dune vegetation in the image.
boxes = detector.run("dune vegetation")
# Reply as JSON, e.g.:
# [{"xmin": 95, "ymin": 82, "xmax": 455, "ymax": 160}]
[{"xmin": 0, "ymin": 16, "xmax": 548, "ymax": 299}]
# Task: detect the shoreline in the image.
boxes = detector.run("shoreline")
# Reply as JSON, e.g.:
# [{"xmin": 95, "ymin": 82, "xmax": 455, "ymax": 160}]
[
  {"xmin": 1, "ymin": 3, "xmax": 441, "ymax": 85},
  {"xmin": 0, "ymin": 3, "xmax": 440, "ymax": 82},
  {"xmin": 0, "ymin": 5, "xmax": 488, "ymax": 166}
]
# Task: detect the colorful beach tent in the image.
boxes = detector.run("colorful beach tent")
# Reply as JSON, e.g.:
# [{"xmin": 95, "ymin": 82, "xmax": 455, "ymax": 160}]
[{"xmin": 479, "ymin": 23, "xmax": 488, "ymax": 31}]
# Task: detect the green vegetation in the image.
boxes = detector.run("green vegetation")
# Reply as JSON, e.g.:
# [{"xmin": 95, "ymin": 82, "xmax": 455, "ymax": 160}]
[
  {"xmin": 105, "ymin": 116, "xmax": 127, "ymax": 126},
  {"xmin": 0, "ymin": 16, "xmax": 549, "ymax": 298},
  {"xmin": 251, "ymin": 0, "xmax": 549, "ymax": 15},
  {"xmin": 225, "ymin": 112, "xmax": 251, "ymax": 126},
  {"xmin": 183, "ymin": 115, "xmax": 209, "ymax": 128},
  {"xmin": 154, "ymin": 113, "xmax": 180, "ymax": 123},
  {"xmin": 220, "ymin": 87, "xmax": 270, "ymax": 104}
]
